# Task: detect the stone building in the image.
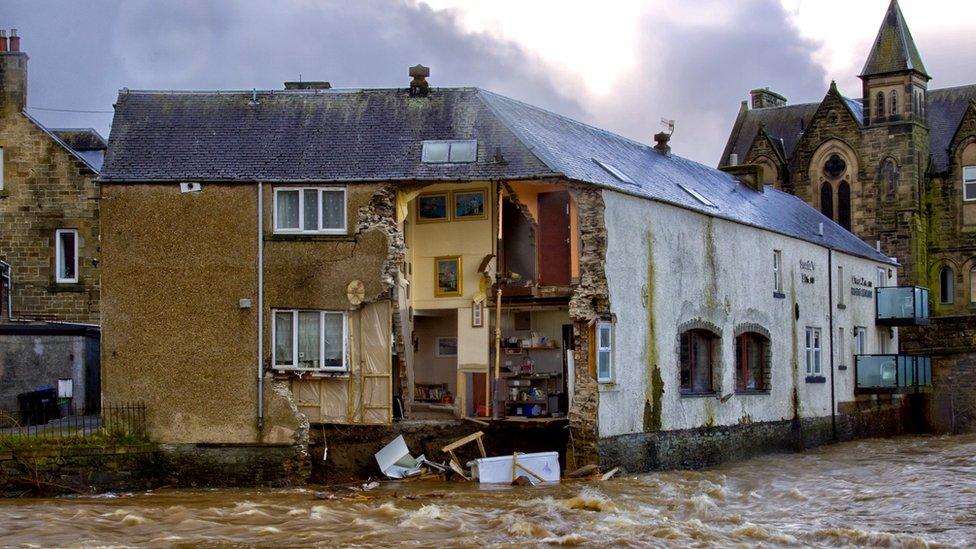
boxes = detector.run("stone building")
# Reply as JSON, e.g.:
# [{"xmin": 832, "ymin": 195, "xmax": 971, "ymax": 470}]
[
  {"xmin": 100, "ymin": 64, "xmax": 921, "ymax": 482},
  {"xmin": 0, "ymin": 31, "xmax": 105, "ymax": 413},
  {"xmin": 720, "ymin": 0, "xmax": 975, "ymax": 431}
]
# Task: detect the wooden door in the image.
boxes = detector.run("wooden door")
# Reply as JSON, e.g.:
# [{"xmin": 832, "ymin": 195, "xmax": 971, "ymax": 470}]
[{"xmin": 538, "ymin": 191, "xmax": 571, "ymax": 286}]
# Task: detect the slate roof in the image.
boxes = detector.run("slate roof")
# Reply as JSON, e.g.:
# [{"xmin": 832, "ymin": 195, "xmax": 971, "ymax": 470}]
[
  {"xmin": 860, "ymin": 0, "xmax": 928, "ymax": 78},
  {"xmin": 51, "ymin": 128, "xmax": 107, "ymax": 171},
  {"xmin": 102, "ymin": 86, "xmax": 893, "ymax": 264},
  {"xmin": 22, "ymin": 113, "xmax": 102, "ymax": 173},
  {"xmin": 721, "ymin": 85, "xmax": 976, "ymax": 175}
]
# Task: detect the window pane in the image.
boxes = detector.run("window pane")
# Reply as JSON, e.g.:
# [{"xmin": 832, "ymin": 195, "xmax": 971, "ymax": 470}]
[
  {"xmin": 693, "ymin": 334, "xmax": 711, "ymax": 392},
  {"xmin": 276, "ymin": 190, "xmax": 300, "ymax": 229},
  {"xmin": 598, "ymin": 324, "xmax": 611, "ymax": 349},
  {"xmin": 448, "ymin": 140, "xmax": 477, "ymax": 162},
  {"xmin": 298, "ymin": 312, "xmax": 321, "ymax": 369},
  {"xmin": 965, "ymin": 181, "xmax": 976, "ymax": 201},
  {"xmin": 323, "ymin": 313, "xmax": 344, "ymax": 368},
  {"xmin": 303, "ymin": 189, "xmax": 319, "ymax": 231},
  {"xmin": 58, "ymin": 231, "xmax": 76, "ymax": 281},
  {"xmin": 322, "ymin": 190, "xmax": 345, "ymax": 230},
  {"xmin": 747, "ymin": 338, "xmax": 762, "ymax": 389},
  {"xmin": 597, "ymin": 350, "xmax": 611, "ymax": 380},
  {"xmin": 274, "ymin": 312, "xmax": 294, "ymax": 365},
  {"xmin": 422, "ymin": 142, "xmax": 450, "ymax": 163},
  {"xmin": 680, "ymin": 333, "xmax": 691, "ymax": 389}
]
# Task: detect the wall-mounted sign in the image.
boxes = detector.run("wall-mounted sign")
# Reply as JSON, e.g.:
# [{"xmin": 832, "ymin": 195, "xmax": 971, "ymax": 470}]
[
  {"xmin": 799, "ymin": 260, "xmax": 816, "ymax": 271},
  {"xmin": 802, "ymin": 273, "xmax": 816, "ymax": 284},
  {"xmin": 851, "ymin": 275, "xmax": 873, "ymax": 298}
]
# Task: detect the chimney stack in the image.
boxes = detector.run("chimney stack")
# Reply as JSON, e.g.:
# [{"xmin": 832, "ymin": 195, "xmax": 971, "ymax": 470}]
[
  {"xmin": 653, "ymin": 132, "xmax": 671, "ymax": 155},
  {"xmin": 719, "ymin": 164, "xmax": 765, "ymax": 193},
  {"xmin": 1, "ymin": 28, "xmax": 28, "ymax": 115},
  {"xmin": 749, "ymin": 87, "xmax": 787, "ymax": 109},
  {"xmin": 409, "ymin": 64, "xmax": 430, "ymax": 97}
]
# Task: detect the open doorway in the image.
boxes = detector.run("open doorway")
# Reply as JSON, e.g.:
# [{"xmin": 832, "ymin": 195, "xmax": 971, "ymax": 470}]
[{"xmin": 411, "ymin": 309, "xmax": 458, "ymax": 419}]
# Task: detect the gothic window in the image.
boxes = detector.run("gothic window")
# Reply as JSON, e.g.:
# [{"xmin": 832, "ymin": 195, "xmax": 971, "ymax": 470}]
[
  {"xmin": 820, "ymin": 182, "xmax": 834, "ymax": 221},
  {"xmin": 940, "ymin": 266, "xmax": 954, "ymax": 305},
  {"xmin": 882, "ymin": 159, "xmax": 899, "ymax": 197},
  {"xmin": 875, "ymin": 91, "xmax": 885, "ymax": 121},
  {"xmin": 970, "ymin": 265, "xmax": 976, "ymax": 304},
  {"xmin": 824, "ymin": 154, "xmax": 846, "ymax": 179},
  {"xmin": 890, "ymin": 91, "xmax": 898, "ymax": 117},
  {"xmin": 838, "ymin": 181, "xmax": 851, "ymax": 230}
]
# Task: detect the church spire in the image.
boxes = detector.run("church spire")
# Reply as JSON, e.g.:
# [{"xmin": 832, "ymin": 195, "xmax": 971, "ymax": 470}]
[{"xmin": 860, "ymin": 0, "xmax": 929, "ymax": 80}]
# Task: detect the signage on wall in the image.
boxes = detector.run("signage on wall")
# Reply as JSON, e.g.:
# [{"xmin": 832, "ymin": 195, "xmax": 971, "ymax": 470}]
[
  {"xmin": 799, "ymin": 259, "xmax": 815, "ymax": 283},
  {"xmin": 851, "ymin": 275, "xmax": 874, "ymax": 298}
]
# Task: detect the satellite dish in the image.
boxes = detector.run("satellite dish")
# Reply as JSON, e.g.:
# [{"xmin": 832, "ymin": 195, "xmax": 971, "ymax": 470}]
[{"xmin": 346, "ymin": 279, "xmax": 366, "ymax": 305}]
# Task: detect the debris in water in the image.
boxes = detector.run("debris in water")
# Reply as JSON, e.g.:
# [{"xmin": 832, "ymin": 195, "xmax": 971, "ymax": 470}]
[
  {"xmin": 511, "ymin": 475, "xmax": 535, "ymax": 486},
  {"xmin": 600, "ymin": 467, "xmax": 620, "ymax": 481},
  {"xmin": 566, "ymin": 464, "xmax": 600, "ymax": 479}
]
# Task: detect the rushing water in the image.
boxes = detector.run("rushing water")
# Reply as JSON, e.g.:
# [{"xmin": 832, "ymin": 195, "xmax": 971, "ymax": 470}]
[{"xmin": 2, "ymin": 434, "xmax": 975, "ymax": 547}]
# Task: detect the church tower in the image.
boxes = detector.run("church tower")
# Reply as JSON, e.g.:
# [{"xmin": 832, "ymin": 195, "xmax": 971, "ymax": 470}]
[{"xmin": 858, "ymin": 0, "xmax": 930, "ymax": 285}]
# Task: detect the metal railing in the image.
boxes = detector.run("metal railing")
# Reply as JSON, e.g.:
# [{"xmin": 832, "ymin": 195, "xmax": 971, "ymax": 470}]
[
  {"xmin": 854, "ymin": 354, "xmax": 932, "ymax": 394},
  {"xmin": 876, "ymin": 286, "xmax": 930, "ymax": 326},
  {"xmin": 0, "ymin": 402, "xmax": 147, "ymax": 441}
]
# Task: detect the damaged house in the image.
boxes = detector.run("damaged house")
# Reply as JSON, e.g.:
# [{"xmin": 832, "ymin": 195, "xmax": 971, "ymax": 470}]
[{"xmin": 99, "ymin": 67, "xmax": 928, "ymax": 480}]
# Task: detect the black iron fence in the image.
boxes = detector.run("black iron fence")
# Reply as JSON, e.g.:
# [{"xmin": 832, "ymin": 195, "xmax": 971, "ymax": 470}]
[{"xmin": 0, "ymin": 402, "xmax": 147, "ymax": 441}]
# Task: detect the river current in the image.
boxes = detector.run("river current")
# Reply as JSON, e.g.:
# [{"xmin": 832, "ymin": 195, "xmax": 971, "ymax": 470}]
[{"xmin": 1, "ymin": 434, "xmax": 974, "ymax": 547}]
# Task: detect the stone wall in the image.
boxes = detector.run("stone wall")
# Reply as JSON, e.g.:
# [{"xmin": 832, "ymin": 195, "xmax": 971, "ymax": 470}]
[
  {"xmin": 901, "ymin": 315, "xmax": 976, "ymax": 433},
  {"xmin": 0, "ymin": 444, "xmax": 157, "ymax": 497}
]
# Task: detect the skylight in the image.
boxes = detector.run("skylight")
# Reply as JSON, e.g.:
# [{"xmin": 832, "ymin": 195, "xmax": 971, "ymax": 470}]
[
  {"xmin": 422, "ymin": 140, "xmax": 477, "ymax": 163},
  {"xmin": 593, "ymin": 158, "xmax": 635, "ymax": 185},
  {"xmin": 678, "ymin": 183, "xmax": 717, "ymax": 208}
]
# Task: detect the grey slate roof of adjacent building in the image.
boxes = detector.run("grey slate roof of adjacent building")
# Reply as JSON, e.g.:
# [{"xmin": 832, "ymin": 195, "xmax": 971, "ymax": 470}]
[
  {"xmin": 101, "ymin": 86, "xmax": 893, "ymax": 264},
  {"xmin": 720, "ymin": 85, "xmax": 976, "ymax": 175},
  {"xmin": 860, "ymin": 0, "xmax": 928, "ymax": 78},
  {"xmin": 51, "ymin": 128, "xmax": 108, "ymax": 171},
  {"xmin": 22, "ymin": 113, "xmax": 103, "ymax": 173}
]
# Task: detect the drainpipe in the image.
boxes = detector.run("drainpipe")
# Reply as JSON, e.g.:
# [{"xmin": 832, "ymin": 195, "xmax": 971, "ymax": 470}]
[
  {"xmin": 827, "ymin": 249, "xmax": 837, "ymax": 440},
  {"xmin": 257, "ymin": 181, "xmax": 265, "ymax": 430},
  {"xmin": 0, "ymin": 260, "xmax": 11, "ymax": 321}
]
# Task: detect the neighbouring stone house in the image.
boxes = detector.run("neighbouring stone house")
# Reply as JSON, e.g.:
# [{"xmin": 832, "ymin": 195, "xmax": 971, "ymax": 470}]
[
  {"xmin": 720, "ymin": 0, "xmax": 975, "ymax": 432},
  {"xmin": 0, "ymin": 31, "xmax": 105, "ymax": 414},
  {"xmin": 99, "ymin": 66, "xmax": 923, "ymax": 481}
]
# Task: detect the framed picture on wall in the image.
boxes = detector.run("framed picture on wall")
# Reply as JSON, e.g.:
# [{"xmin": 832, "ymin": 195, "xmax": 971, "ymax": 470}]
[
  {"xmin": 435, "ymin": 337, "xmax": 458, "ymax": 358},
  {"xmin": 453, "ymin": 189, "xmax": 487, "ymax": 220},
  {"xmin": 435, "ymin": 256, "xmax": 463, "ymax": 297},
  {"xmin": 417, "ymin": 192, "xmax": 450, "ymax": 223},
  {"xmin": 472, "ymin": 301, "xmax": 484, "ymax": 327}
]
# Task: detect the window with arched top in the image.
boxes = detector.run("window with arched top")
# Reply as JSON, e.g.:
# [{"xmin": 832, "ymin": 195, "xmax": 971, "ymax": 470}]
[
  {"xmin": 970, "ymin": 265, "xmax": 976, "ymax": 303},
  {"xmin": 881, "ymin": 159, "xmax": 899, "ymax": 197},
  {"xmin": 680, "ymin": 329, "xmax": 718, "ymax": 395},
  {"xmin": 875, "ymin": 91, "xmax": 885, "ymax": 120},
  {"xmin": 940, "ymin": 266, "xmax": 954, "ymax": 304},
  {"xmin": 838, "ymin": 181, "xmax": 851, "ymax": 230},
  {"xmin": 824, "ymin": 154, "xmax": 846, "ymax": 179},
  {"xmin": 735, "ymin": 332, "xmax": 769, "ymax": 392},
  {"xmin": 890, "ymin": 91, "xmax": 898, "ymax": 117},
  {"xmin": 820, "ymin": 182, "xmax": 834, "ymax": 221}
]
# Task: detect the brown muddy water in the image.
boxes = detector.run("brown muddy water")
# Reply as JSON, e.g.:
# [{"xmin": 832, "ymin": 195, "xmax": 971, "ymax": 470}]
[{"xmin": 2, "ymin": 435, "xmax": 975, "ymax": 547}]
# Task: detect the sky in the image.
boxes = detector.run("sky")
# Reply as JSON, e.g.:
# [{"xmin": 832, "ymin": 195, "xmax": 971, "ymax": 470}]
[{"xmin": 4, "ymin": 0, "xmax": 974, "ymax": 165}]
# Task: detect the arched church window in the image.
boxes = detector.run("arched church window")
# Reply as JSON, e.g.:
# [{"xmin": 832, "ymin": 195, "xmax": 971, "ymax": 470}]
[
  {"xmin": 890, "ymin": 91, "xmax": 898, "ymax": 117},
  {"xmin": 875, "ymin": 92, "xmax": 885, "ymax": 120},
  {"xmin": 824, "ymin": 154, "xmax": 846, "ymax": 179},
  {"xmin": 940, "ymin": 266, "xmax": 954, "ymax": 305},
  {"xmin": 838, "ymin": 181, "xmax": 851, "ymax": 231},
  {"xmin": 820, "ymin": 182, "xmax": 834, "ymax": 221},
  {"xmin": 881, "ymin": 159, "xmax": 899, "ymax": 197}
]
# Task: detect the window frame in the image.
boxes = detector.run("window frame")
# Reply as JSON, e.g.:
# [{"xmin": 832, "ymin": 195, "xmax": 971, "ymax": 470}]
[
  {"xmin": 837, "ymin": 265, "xmax": 845, "ymax": 306},
  {"xmin": 421, "ymin": 139, "xmax": 478, "ymax": 164},
  {"xmin": 962, "ymin": 166, "xmax": 976, "ymax": 202},
  {"xmin": 273, "ymin": 187, "xmax": 347, "ymax": 235},
  {"xmin": 595, "ymin": 321, "xmax": 613, "ymax": 383},
  {"xmin": 940, "ymin": 266, "xmax": 954, "ymax": 304},
  {"xmin": 773, "ymin": 250, "xmax": 783, "ymax": 294},
  {"xmin": 271, "ymin": 309, "xmax": 348, "ymax": 372},
  {"xmin": 54, "ymin": 229, "xmax": 79, "ymax": 284},
  {"xmin": 853, "ymin": 326, "xmax": 867, "ymax": 357},
  {"xmin": 680, "ymin": 329, "xmax": 717, "ymax": 395},
  {"xmin": 804, "ymin": 326, "xmax": 822, "ymax": 376},
  {"xmin": 735, "ymin": 332, "xmax": 769, "ymax": 393}
]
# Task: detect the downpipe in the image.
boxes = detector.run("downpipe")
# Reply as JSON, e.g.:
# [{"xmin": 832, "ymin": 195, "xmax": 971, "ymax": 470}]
[
  {"xmin": 257, "ymin": 181, "xmax": 265, "ymax": 431},
  {"xmin": 827, "ymin": 249, "xmax": 837, "ymax": 440}
]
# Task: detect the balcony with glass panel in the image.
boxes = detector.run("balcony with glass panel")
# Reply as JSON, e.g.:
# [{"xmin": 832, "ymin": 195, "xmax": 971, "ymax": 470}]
[
  {"xmin": 854, "ymin": 354, "xmax": 932, "ymax": 394},
  {"xmin": 875, "ymin": 286, "xmax": 930, "ymax": 326}
]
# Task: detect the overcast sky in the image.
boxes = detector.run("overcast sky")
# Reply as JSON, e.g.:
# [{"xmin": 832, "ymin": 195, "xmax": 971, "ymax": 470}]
[{"xmin": 5, "ymin": 0, "xmax": 974, "ymax": 165}]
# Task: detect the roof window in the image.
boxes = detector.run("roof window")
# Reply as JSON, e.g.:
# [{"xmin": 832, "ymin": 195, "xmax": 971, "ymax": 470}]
[
  {"xmin": 593, "ymin": 158, "xmax": 635, "ymax": 185},
  {"xmin": 678, "ymin": 183, "xmax": 717, "ymax": 208},
  {"xmin": 422, "ymin": 140, "xmax": 477, "ymax": 163}
]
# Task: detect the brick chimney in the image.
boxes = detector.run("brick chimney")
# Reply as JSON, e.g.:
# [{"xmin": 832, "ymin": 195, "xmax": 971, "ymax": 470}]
[
  {"xmin": 0, "ymin": 29, "xmax": 28, "ymax": 115},
  {"xmin": 653, "ymin": 132, "xmax": 671, "ymax": 155},
  {"xmin": 749, "ymin": 87, "xmax": 786, "ymax": 109},
  {"xmin": 409, "ymin": 64, "xmax": 430, "ymax": 97}
]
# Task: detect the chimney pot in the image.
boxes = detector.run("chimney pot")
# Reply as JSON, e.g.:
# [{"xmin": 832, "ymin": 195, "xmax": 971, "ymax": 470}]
[
  {"xmin": 9, "ymin": 29, "xmax": 19, "ymax": 52},
  {"xmin": 653, "ymin": 132, "xmax": 671, "ymax": 155},
  {"xmin": 409, "ymin": 64, "xmax": 430, "ymax": 97},
  {"xmin": 729, "ymin": 153, "xmax": 739, "ymax": 166},
  {"xmin": 0, "ymin": 30, "xmax": 7, "ymax": 53}
]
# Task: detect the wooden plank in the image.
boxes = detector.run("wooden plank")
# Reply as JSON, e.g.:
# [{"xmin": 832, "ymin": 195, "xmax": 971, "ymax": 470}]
[{"xmin": 441, "ymin": 430, "xmax": 485, "ymax": 453}]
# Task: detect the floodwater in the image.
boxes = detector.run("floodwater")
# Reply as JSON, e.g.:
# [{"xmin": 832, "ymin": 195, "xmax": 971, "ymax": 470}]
[{"xmin": 2, "ymin": 435, "xmax": 975, "ymax": 547}]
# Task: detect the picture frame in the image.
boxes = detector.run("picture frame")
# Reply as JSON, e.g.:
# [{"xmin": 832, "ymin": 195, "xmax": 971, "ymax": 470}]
[
  {"xmin": 435, "ymin": 337, "xmax": 458, "ymax": 358},
  {"xmin": 434, "ymin": 255, "xmax": 463, "ymax": 297},
  {"xmin": 452, "ymin": 189, "xmax": 487, "ymax": 220},
  {"xmin": 416, "ymin": 192, "xmax": 450, "ymax": 223},
  {"xmin": 471, "ymin": 301, "xmax": 484, "ymax": 327}
]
